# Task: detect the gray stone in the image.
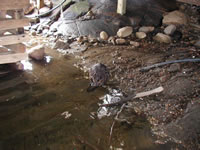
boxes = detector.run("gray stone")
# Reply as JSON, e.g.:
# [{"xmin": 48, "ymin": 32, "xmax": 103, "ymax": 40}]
[
  {"xmin": 130, "ymin": 41, "xmax": 140, "ymax": 47},
  {"xmin": 100, "ymin": 31, "xmax": 109, "ymax": 40},
  {"xmin": 163, "ymin": 10, "xmax": 188, "ymax": 25},
  {"xmin": 117, "ymin": 26, "xmax": 133, "ymax": 38},
  {"xmin": 164, "ymin": 24, "xmax": 176, "ymax": 35},
  {"xmin": 167, "ymin": 63, "xmax": 181, "ymax": 72},
  {"xmin": 139, "ymin": 26, "xmax": 154, "ymax": 33},
  {"xmin": 53, "ymin": 40, "xmax": 70, "ymax": 49},
  {"xmin": 28, "ymin": 45, "xmax": 45, "ymax": 60},
  {"xmin": 136, "ymin": 32, "xmax": 147, "ymax": 39},
  {"xmin": 115, "ymin": 38, "xmax": 126, "ymax": 45},
  {"xmin": 153, "ymin": 33, "xmax": 171, "ymax": 43},
  {"xmin": 194, "ymin": 40, "xmax": 200, "ymax": 48}
]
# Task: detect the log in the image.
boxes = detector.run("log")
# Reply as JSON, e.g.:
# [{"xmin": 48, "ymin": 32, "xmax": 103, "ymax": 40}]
[
  {"xmin": 0, "ymin": 53, "xmax": 28, "ymax": 64},
  {"xmin": 0, "ymin": 18, "xmax": 29, "ymax": 31},
  {"xmin": 0, "ymin": 34, "xmax": 29, "ymax": 46}
]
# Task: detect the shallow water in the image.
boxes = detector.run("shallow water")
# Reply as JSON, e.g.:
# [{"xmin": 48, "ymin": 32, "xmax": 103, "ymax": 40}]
[{"xmin": 0, "ymin": 48, "xmax": 173, "ymax": 150}]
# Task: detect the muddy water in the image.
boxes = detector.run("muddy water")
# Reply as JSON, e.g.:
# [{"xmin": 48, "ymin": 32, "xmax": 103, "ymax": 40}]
[{"xmin": 0, "ymin": 48, "xmax": 172, "ymax": 150}]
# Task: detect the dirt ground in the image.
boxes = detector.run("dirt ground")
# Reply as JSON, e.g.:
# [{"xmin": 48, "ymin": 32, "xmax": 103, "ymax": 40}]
[{"xmin": 71, "ymin": 22, "xmax": 200, "ymax": 150}]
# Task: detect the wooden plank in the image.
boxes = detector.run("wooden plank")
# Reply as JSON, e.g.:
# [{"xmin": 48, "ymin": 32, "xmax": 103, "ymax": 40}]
[
  {"xmin": 0, "ymin": 53, "xmax": 28, "ymax": 64},
  {"xmin": 5, "ymin": 43, "xmax": 26, "ymax": 53},
  {"xmin": 0, "ymin": 34, "xmax": 29, "ymax": 46},
  {"xmin": 0, "ymin": 18, "xmax": 29, "ymax": 31},
  {"xmin": 117, "ymin": 0, "xmax": 127, "ymax": 15},
  {"xmin": 177, "ymin": 0, "xmax": 200, "ymax": 6},
  {"xmin": 0, "ymin": 0, "xmax": 29, "ymax": 10}
]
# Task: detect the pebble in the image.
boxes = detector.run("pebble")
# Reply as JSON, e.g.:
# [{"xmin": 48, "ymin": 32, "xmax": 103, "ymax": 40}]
[
  {"xmin": 136, "ymin": 32, "xmax": 147, "ymax": 39},
  {"xmin": 115, "ymin": 38, "xmax": 126, "ymax": 45},
  {"xmin": 108, "ymin": 36, "xmax": 115, "ymax": 45},
  {"xmin": 139, "ymin": 26, "xmax": 155, "ymax": 33},
  {"xmin": 53, "ymin": 40, "xmax": 70, "ymax": 49},
  {"xmin": 164, "ymin": 24, "xmax": 176, "ymax": 35},
  {"xmin": 100, "ymin": 31, "xmax": 109, "ymax": 40},
  {"xmin": 130, "ymin": 41, "xmax": 140, "ymax": 47},
  {"xmin": 167, "ymin": 63, "xmax": 181, "ymax": 72},
  {"xmin": 117, "ymin": 26, "xmax": 133, "ymax": 38},
  {"xmin": 31, "ymin": 30, "xmax": 37, "ymax": 36},
  {"xmin": 153, "ymin": 33, "xmax": 171, "ymax": 43}
]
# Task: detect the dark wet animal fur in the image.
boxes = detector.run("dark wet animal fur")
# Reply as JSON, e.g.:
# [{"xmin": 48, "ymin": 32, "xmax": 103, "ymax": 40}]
[{"xmin": 87, "ymin": 63, "xmax": 109, "ymax": 92}]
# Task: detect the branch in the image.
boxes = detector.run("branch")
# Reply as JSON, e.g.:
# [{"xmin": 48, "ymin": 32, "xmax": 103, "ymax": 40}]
[
  {"xmin": 100, "ymin": 87, "xmax": 164, "ymax": 107},
  {"xmin": 139, "ymin": 58, "xmax": 200, "ymax": 72}
]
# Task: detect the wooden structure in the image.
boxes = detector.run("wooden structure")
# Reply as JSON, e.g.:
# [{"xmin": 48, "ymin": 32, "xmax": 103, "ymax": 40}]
[
  {"xmin": 117, "ymin": 0, "xmax": 127, "ymax": 15},
  {"xmin": 0, "ymin": 0, "xmax": 30, "ymax": 65}
]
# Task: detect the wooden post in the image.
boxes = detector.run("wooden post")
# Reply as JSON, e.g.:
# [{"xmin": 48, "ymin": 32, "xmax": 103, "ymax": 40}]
[
  {"xmin": 36, "ymin": 0, "xmax": 45, "ymax": 9},
  {"xmin": 117, "ymin": 0, "xmax": 127, "ymax": 15}
]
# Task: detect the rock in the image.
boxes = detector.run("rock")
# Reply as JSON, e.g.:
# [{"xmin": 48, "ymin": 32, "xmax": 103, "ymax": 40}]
[
  {"xmin": 39, "ymin": 7, "xmax": 50, "ymax": 16},
  {"xmin": 44, "ymin": 0, "xmax": 53, "ymax": 8},
  {"xmin": 100, "ymin": 31, "xmax": 109, "ymax": 40},
  {"xmin": 117, "ymin": 26, "xmax": 133, "ymax": 38},
  {"xmin": 130, "ymin": 41, "xmax": 140, "ymax": 47},
  {"xmin": 31, "ymin": 30, "xmax": 36, "ymax": 36},
  {"xmin": 53, "ymin": 40, "xmax": 70, "ymax": 49},
  {"xmin": 138, "ymin": 26, "xmax": 155, "ymax": 33},
  {"xmin": 153, "ymin": 33, "xmax": 171, "ymax": 43},
  {"xmin": 167, "ymin": 63, "xmax": 181, "ymax": 72},
  {"xmin": 51, "ymin": 28, "xmax": 57, "ymax": 32},
  {"xmin": 89, "ymin": 37, "xmax": 97, "ymax": 43},
  {"xmin": 194, "ymin": 40, "xmax": 200, "ymax": 48},
  {"xmin": 77, "ymin": 36, "xmax": 84, "ymax": 43},
  {"xmin": 31, "ymin": 23, "xmax": 40, "ymax": 31},
  {"xmin": 163, "ymin": 10, "xmax": 188, "ymax": 25},
  {"xmin": 42, "ymin": 29, "xmax": 49, "ymax": 35},
  {"xmin": 136, "ymin": 32, "xmax": 147, "ymax": 39},
  {"xmin": 108, "ymin": 36, "xmax": 115, "ymax": 45},
  {"xmin": 115, "ymin": 38, "xmax": 126, "ymax": 45},
  {"xmin": 28, "ymin": 45, "xmax": 45, "ymax": 60},
  {"xmin": 164, "ymin": 24, "xmax": 176, "ymax": 35}
]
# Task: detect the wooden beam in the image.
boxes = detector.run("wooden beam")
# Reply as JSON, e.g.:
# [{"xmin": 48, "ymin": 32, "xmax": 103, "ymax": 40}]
[
  {"xmin": 0, "ymin": 18, "xmax": 29, "ymax": 31},
  {"xmin": 0, "ymin": 53, "xmax": 28, "ymax": 64},
  {"xmin": 177, "ymin": 0, "xmax": 200, "ymax": 6},
  {"xmin": 117, "ymin": 0, "xmax": 127, "ymax": 15},
  {"xmin": 0, "ymin": 0, "xmax": 29, "ymax": 10},
  {"xmin": 0, "ymin": 34, "xmax": 29, "ymax": 46},
  {"xmin": 37, "ymin": 0, "xmax": 45, "ymax": 9}
]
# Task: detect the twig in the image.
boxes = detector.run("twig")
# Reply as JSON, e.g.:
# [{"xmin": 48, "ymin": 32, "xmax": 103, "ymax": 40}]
[
  {"xmin": 77, "ymin": 136, "xmax": 100, "ymax": 150},
  {"xmin": 109, "ymin": 104, "xmax": 126, "ymax": 145},
  {"xmin": 100, "ymin": 87, "xmax": 164, "ymax": 107},
  {"xmin": 139, "ymin": 58, "xmax": 200, "ymax": 72}
]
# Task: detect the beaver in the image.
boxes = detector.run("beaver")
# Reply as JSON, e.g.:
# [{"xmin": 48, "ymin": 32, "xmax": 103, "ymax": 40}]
[{"xmin": 87, "ymin": 63, "xmax": 109, "ymax": 92}]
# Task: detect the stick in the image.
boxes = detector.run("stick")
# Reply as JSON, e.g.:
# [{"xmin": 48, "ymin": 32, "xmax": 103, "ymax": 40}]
[
  {"xmin": 139, "ymin": 58, "xmax": 200, "ymax": 72},
  {"xmin": 100, "ymin": 87, "xmax": 164, "ymax": 107}
]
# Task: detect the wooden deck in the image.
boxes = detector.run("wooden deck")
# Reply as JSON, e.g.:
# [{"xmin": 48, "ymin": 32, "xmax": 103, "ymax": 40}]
[{"xmin": 0, "ymin": 0, "xmax": 29, "ymax": 65}]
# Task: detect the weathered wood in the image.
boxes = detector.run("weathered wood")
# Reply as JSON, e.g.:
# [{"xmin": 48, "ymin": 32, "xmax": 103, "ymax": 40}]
[
  {"xmin": 0, "ymin": 0, "xmax": 29, "ymax": 10},
  {"xmin": 0, "ymin": 34, "xmax": 29, "ymax": 46},
  {"xmin": 37, "ymin": 0, "xmax": 45, "ymax": 9},
  {"xmin": 117, "ymin": 0, "xmax": 127, "ymax": 15},
  {"xmin": 0, "ymin": 18, "xmax": 29, "ymax": 31},
  {"xmin": 5, "ymin": 43, "xmax": 26, "ymax": 53},
  {"xmin": 177, "ymin": 0, "xmax": 200, "ymax": 6},
  {"xmin": 0, "ymin": 53, "xmax": 28, "ymax": 64}
]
